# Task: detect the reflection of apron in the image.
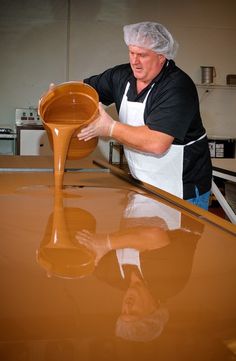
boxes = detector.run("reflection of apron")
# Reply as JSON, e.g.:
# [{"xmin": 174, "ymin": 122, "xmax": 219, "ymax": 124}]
[
  {"xmin": 119, "ymin": 82, "xmax": 206, "ymax": 198},
  {"xmin": 124, "ymin": 193, "xmax": 181, "ymax": 230},
  {"xmin": 116, "ymin": 192, "xmax": 181, "ymax": 277}
]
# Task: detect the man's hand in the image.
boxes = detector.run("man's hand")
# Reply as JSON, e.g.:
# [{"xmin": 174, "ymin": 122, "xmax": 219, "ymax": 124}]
[
  {"xmin": 75, "ymin": 229, "xmax": 111, "ymax": 266},
  {"xmin": 77, "ymin": 102, "xmax": 116, "ymax": 141}
]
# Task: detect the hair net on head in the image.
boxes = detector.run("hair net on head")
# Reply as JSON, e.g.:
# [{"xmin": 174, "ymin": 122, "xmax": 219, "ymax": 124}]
[
  {"xmin": 123, "ymin": 22, "xmax": 178, "ymax": 59},
  {"xmin": 115, "ymin": 307, "xmax": 169, "ymax": 343}
]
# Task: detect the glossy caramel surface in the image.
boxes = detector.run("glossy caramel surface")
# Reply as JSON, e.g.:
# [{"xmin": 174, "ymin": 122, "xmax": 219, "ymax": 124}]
[
  {"xmin": 0, "ymin": 157, "xmax": 236, "ymax": 361},
  {"xmin": 38, "ymin": 82, "xmax": 99, "ymax": 125}
]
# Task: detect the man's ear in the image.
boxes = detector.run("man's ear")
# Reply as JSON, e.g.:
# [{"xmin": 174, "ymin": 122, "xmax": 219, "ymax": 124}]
[{"xmin": 159, "ymin": 54, "xmax": 166, "ymax": 65}]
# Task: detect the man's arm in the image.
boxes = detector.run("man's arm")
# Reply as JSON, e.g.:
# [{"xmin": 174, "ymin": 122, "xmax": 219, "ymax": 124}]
[{"xmin": 77, "ymin": 103, "xmax": 174, "ymax": 155}]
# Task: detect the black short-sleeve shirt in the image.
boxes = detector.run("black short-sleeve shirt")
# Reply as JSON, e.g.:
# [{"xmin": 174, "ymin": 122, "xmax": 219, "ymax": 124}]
[{"xmin": 84, "ymin": 60, "xmax": 212, "ymax": 199}]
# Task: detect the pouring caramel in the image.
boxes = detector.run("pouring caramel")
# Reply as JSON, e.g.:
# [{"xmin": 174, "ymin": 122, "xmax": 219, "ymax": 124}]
[{"xmin": 38, "ymin": 82, "xmax": 99, "ymax": 188}]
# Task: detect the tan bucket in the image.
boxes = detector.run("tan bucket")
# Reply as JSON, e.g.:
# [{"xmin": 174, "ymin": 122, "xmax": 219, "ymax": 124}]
[{"xmin": 38, "ymin": 81, "xmax": 99, "ymax": 159}]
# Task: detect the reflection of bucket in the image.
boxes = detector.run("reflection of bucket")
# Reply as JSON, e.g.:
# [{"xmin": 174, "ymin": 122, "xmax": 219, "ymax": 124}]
[
  {"xmin": 201, "ymin": 66, "xmax": 216, "ymax": 84},
  {"xmin": 38, "ymin": 81, "xmax": 99, "ymax": 159},
  {"xmin": 37, "ymin": 206, "xmax": 97, "ymax": 279}
]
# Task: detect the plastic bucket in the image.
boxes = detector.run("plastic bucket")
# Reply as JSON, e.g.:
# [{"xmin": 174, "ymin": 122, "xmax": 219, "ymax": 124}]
[{"xmin": 38, "ymin": 81, "xmax": 99, "ymax": 159}]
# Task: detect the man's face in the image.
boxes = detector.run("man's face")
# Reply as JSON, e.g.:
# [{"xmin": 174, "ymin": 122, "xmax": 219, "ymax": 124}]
[
  {"xmin": 120, "ymin": 279, "xmax": 157, "ymax": 321},
  {"xmin": 128, "ymin": 45, "xmax": 166, "ymax": 84}
]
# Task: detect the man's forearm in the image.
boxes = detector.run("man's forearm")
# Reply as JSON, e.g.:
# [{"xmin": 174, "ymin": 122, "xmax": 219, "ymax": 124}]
[{"xmin": 112, "ymin": 122, "xmax": 173, "ymax": 155}]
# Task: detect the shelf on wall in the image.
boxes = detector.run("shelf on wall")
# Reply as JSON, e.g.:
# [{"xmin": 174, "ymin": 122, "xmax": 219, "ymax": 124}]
[{"xmin": 196, "ymin": 84, "xmax": 236, "ymax": 90}]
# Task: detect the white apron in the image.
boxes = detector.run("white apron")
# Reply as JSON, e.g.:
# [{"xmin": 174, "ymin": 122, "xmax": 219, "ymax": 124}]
[
  {"xmin": 123, "ymin": 192, "xmax": 181, "ymax": 230},
  {"xmin": 119, "ymin": 82, "xmax": 206, "ymax": 198},
  {"xmin": 116, "ymin": 191, "xmax": 182, "ymax": 278},
  {"xmin": 116, "ymin": 192, "xmax": 182, "ymax": 278}
]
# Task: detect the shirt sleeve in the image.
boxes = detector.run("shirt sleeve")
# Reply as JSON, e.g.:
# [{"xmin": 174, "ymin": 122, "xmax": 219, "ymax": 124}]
[
  {"xmin": 84, "ymin": 63, "xmax": 132, "ymax": 109},
  {"xmin": 145, "ymin": 80, "xmax": 203, "ymax": 143},
  {"xmin": 84, "ymin": 70, "xmax": 115, "ymax": 106}
]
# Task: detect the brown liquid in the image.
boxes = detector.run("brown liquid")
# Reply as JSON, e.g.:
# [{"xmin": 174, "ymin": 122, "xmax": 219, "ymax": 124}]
[
  {"xmin": 37, "ymin": 190, "xmax": 96, "ymax": 278},
  {"xmin": 1, "ymin": 167, "xmax": 236, "ymax": 359},
  {"xmin": 38, "ymin": 82, "xmax": 99, "ymax": 189}
]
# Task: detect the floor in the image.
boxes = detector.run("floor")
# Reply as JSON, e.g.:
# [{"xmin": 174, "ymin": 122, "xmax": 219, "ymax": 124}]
[{"xmin": 208, "ymin": 198, "xmax": 228, "ymax": 220}]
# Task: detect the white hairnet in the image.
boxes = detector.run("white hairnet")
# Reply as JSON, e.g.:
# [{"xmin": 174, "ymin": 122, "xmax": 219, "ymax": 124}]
[
  {"xmin": 123, "ymin": 22, "xmax": 178, "ymax": 59},
  {"xmin": 115, "ymin": 307, "xmax": 169, "ymax": 342}
]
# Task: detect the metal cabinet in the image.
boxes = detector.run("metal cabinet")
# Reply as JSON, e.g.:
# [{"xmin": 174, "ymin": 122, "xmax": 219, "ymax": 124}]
[
  {"xmin": 16, "ymin": 125, "xmax": 52, "ymax": 156},
  {"xmin": 0, "ymin": 133, "xmax": 17, "ymax": 155}
]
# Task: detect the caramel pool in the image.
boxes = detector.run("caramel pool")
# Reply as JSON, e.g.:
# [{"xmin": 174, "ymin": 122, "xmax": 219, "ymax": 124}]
[{"xmin": 0, "ymin": 156, "xmax": 236, "ymax": 361}]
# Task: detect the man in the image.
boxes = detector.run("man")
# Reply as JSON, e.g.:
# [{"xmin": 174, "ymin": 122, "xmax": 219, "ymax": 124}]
[{"xmin": 77, "ymin": 21, "xmax": 212, "ymax": 209}]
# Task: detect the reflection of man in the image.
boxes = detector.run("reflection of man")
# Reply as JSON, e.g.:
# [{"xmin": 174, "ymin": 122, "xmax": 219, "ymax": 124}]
[
  {"xmin": 115, "ymin": 264, "xmax": 169, "ymax": 342},
  {"xmin": 76, "ymin": 225, "xmax": 170, "ymax": 342},
  {"xmin": 76, "ymin": 192, "xmax": 203, "ymax": 342}
]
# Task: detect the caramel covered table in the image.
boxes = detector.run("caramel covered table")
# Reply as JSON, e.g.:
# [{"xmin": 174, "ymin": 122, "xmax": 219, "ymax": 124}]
[{"xmin": 0, "ymin": 155, "xmax": 236, "ymax": 361}]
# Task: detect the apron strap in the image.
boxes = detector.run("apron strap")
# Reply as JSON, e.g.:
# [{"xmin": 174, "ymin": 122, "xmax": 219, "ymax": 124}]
[
  {"xmin": 124, "ymin": 82, "xmax": 154, "ymax": 103},
  {"xmin": 184, "ymin": 133, "xmax": 207, "ymax": 147}
]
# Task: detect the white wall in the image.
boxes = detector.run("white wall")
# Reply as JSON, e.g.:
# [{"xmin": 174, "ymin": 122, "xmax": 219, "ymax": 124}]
[{"xmin": 0, "ymin": 0, "xmax": 236, "ymax": 158}]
